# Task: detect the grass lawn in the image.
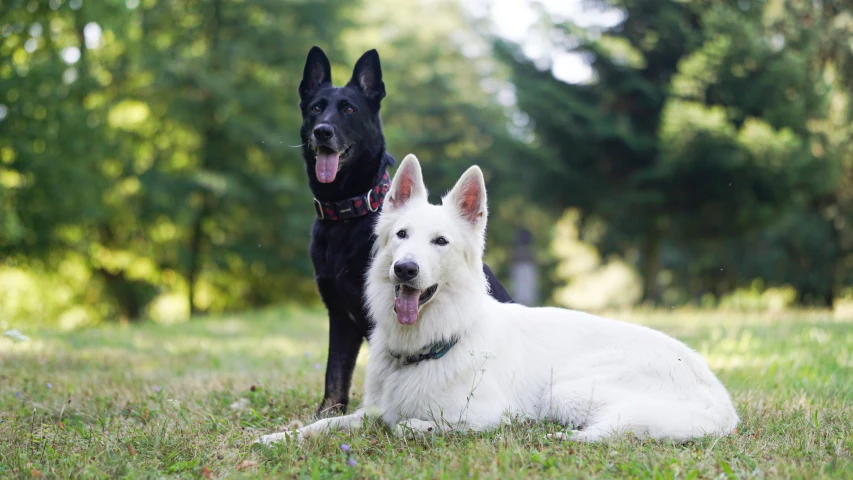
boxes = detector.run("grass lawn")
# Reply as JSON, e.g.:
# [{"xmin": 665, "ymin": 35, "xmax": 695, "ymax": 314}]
[{"xmin": 2, "ymin": 306, "xmax": 852, "ymax": 479}]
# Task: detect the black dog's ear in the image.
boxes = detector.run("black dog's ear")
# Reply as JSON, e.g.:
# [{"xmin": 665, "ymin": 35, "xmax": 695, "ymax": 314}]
[
  {"xmin": 349, "ymin": 49, "xmax": 385, "ymax": 103},
  {"xmin": 299, "ymin": 46, "xmax": 332, "ymax": 102}
]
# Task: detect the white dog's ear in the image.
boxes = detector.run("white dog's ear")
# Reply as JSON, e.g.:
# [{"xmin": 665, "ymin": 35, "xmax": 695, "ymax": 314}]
[
  {"xmin": 387, "ymin": 154, "xmax": 427, "ymax": 211},
  {"xmin": 445, "ymin": 166, "xmax": 487, "ymax": 228}
]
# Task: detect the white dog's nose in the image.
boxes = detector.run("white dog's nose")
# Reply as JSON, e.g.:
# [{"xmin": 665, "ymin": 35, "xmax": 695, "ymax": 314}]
[{"xmin": 393, "ymin": 261, "xmax": 419, "ymax": 281}]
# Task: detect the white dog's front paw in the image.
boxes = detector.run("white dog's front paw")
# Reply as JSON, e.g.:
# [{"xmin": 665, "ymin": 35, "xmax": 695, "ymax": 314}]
[
  {"xmin": 546, "ymin": 431, "xmax": 582, "ymax": 441},
  {"xmin": 546, "ymin": 429, "xmax": 602, "ymax": 443},
  {"xmin": 255, "ymin": 429, "xmax": 301, "ymax": 446},
  {"xmin": 394, "ymin": 419, "xmax": 438, "ymax": 438}
]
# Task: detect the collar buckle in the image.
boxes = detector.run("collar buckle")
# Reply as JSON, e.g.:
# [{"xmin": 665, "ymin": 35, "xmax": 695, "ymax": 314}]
[
  {"xmin": 313, "ymin": 198, "xmax": 325, "ymax": 220},
  {"xmin": 366, "ymin": 189, "xmax": 378, "ymax": 213}
]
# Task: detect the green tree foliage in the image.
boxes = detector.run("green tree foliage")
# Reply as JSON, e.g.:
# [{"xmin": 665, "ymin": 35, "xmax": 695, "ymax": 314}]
[
  {"xmin": 496, "ymin": 0, "xmax": 705, "ymax": 302},
  {"xmin": 497, "ymin": 0, "xmax": 840, "ymax": 305},
  {"xmin": 713, "ymin": 0, "xmax": 853, "ymax": 306},
  {"xmin": 1, "ymin": 0, "xmax": 351, "ymax": 322},
  {"xmin": 1, "ymin": 0, "xmax": 130, "ymax": 320},
  {"xmin": 1, "ymin": 0, "xmax": 525, "ymax": 324},
  {"xmin": 6, "ymin": 0, "xmax": 853, "ymax": 323},
  {"xmin": 129, "ymin": 0, "xmax": 351, "ymax": 314}
]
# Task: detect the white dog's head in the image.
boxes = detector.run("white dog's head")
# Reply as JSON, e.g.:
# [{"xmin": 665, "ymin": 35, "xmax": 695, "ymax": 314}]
[{"xmin": 367, "ymin": 154, "xmax": 489, "ymax": 336}]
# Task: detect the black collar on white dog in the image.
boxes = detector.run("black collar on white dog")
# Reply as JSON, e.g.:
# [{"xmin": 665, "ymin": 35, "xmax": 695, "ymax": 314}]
[{"xmin": 388, "ymin": 337, "xmax": 459, "ymax": 366}]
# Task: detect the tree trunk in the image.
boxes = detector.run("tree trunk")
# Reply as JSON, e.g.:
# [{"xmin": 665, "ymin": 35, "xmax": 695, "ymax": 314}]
[
  {"xmin": 822, "ymin": 289, "xmax": 835, "ymax": 308},
  {"xmin": 186, "ymin": 0, "xmax": 223, "ymax": 316},
  {"xmin": 640, "ymin": 232, "xmax": 662, "ymax": 304},
  {"xmin": 186, "ymin": 201, "xmax": 211, "ymax": 315},
  {"xmin": 96, "ymin": 268, "xmax": 146, "ymax": 322},
  {"xmin": 827, "ymin": 207, "xmax": 843, "ymax": 310}
]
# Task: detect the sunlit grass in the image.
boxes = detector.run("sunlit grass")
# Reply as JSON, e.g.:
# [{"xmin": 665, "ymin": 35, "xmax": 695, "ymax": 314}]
[{"xmin": 1, "ymin": 307, "xmax": 851, "ymax": 478}]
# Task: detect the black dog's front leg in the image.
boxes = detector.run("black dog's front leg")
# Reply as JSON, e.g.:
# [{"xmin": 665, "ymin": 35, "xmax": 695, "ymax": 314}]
[{"xmin": 317, "ymin": 311, "xmax": 364, "ymax": 417}]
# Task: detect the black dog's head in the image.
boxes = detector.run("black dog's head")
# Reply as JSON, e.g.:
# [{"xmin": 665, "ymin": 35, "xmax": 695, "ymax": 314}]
[{"xmin": 299, "ymin": 46, "xmax": 386, "ymax": 185}]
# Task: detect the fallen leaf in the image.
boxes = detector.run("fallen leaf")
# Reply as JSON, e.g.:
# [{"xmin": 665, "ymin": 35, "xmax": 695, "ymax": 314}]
[
  {"xmin": 30, "ymin": 469, "xmax": 42, "ymax": 477},
  {"xmin": 202, "ymin": 466, "xmax": 213, "ymax": 479},
  {"xmin": 229, "ymin": 398, "xmax": 250, "ymax": 411},
  {"xmin": 126, "ymin": 444, "xmax": 137, "ymax": 456},
  {"xmin": 236, "ymin": 460, "xmax": 258, "ymax": 471},
  {"xmin": 5, "ymin": 329, "xmax": 30, "ymax": 342}
]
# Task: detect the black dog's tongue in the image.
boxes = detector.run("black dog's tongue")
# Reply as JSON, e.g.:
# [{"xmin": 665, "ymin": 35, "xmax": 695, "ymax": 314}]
[
  {"xmin": 395, "ymin": 286, "xmax": 419, "ymax": 325},
  {"xmin": 315, "ymin": 150, "xmax": 340, "ymax": 183}
]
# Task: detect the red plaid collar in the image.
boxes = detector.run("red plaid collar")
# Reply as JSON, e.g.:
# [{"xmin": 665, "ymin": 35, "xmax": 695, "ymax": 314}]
[{"xmin": 313, "ymin": 170, "xmax": 391, "ymax": 221}]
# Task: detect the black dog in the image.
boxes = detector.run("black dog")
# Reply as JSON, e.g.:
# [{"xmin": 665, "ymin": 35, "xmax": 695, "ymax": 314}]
[{"xmin": 298, "ymin": 46, "xmax": 513, "ymax": 416}]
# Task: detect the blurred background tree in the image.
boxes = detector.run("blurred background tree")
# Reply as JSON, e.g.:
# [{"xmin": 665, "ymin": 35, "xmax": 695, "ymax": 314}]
[
  {"xmin": 497, "ymin": 0, "xmax": 851, "ymax": 307},
  {"xmin": 3, "ymin": 0, "xmax": 853, "ymax": 327}
]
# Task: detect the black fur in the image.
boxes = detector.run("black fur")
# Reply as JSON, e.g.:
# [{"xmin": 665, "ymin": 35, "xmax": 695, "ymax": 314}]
[{"xmin": 298, "ymin": 46, "xmax": 513, "ymax": 416}]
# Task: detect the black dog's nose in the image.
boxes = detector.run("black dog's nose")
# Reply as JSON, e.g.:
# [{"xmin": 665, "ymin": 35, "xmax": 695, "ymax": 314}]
[
  {"xmin": 394, "ymin": 261, "xmax": 419, "ymax": 281},
  {"xmin": 313, "ymin": 124, "xmax": 334, "ymax": 142}
]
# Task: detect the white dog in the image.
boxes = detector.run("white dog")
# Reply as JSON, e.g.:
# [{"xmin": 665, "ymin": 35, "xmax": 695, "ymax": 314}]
[{"xmin": 259, "ymin": 154, "xmax": 738, "ymax": 445}]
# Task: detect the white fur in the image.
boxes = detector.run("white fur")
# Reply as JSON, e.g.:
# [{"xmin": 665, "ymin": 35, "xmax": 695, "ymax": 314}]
[{"xmin": 258, "ymin": 154, "xmax": 738, "ymax": 446}]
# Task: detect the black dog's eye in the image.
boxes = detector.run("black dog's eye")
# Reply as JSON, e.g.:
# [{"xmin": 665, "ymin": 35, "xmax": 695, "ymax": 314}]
[
  {"xmin": 311, "ymin": 105, "xmax": 322, "ymax": 113},
  {"xmin": 344, "ymin": 106, "xmax": 355, "ymax": 114},
  {"xmin": 396, "ymin": 229, "xmax": 407, "ymax": 239},
  {"xmin": 433, "ymin": 236, "xmax": 449, "ymax": 246}
]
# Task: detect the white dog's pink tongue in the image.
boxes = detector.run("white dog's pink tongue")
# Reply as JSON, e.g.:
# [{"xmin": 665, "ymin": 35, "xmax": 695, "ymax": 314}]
[
  {"xmin": 395, "ymin": 287, "xmax": 420, "ymax": 325},
  {"xmin": 315, "ymin": 151, "xmax": 340, "ymax": 183}
]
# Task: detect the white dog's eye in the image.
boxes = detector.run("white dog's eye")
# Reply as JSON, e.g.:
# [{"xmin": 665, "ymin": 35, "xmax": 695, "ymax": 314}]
[
  {"xmin": 433, "ymin": 236, "xmax": 448, "ymax": 246},
  {"xmin": 396, "ymin": 229, "xmax": 407, "ymax": 239}
]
